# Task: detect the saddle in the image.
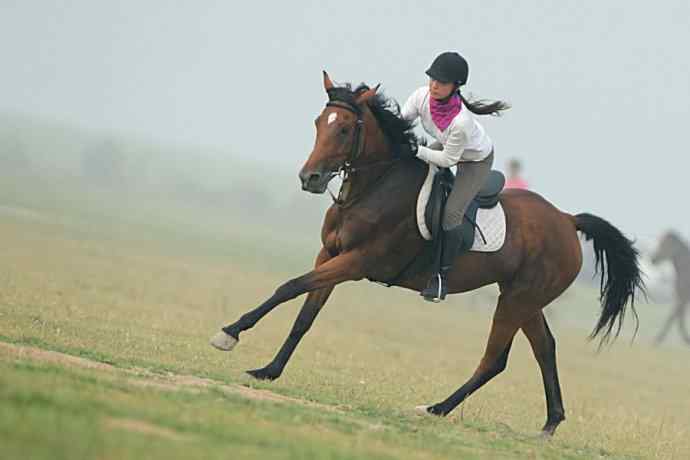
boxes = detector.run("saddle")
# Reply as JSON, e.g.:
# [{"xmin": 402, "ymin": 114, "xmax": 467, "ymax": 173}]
[
  {"xmin": 369, "ymin": 168, "xmax": 505, "ymax": 287},
  {"xmin": 425, "ymin": 168, "xmax": 505, "ymax": 253}
]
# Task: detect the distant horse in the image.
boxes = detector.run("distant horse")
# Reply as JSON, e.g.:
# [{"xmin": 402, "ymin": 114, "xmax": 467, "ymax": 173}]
[
  {"xmin": 651, "ymin": 231, "xmax": 690, "ymax": 345},
  {"xmin": 210, "ymin": 73, "xmax": 645, "ymax": 436}
]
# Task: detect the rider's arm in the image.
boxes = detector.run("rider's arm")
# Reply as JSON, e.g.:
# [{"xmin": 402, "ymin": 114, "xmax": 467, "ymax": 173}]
[
  {"xmin": 400, "ymin": 87, "xmax": 425, "ymax": 121},
  {"xmin": 416, "ymin": 124, "xmax": 467, "ymax": 168}
]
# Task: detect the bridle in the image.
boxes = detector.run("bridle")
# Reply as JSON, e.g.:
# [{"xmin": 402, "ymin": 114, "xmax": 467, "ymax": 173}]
[
  {"xmin": 324, "ymin": 99, "xmax": 365, "ymax": 180},
  {"xmin": 322, "ymin": 97, "xmax": 401, "ymax": 207}
]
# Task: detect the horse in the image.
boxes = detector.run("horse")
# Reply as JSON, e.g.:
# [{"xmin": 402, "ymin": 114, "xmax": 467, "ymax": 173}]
[
  {"xmin": 210, "ymin": 72, "xmax": 645, "ymax": 436},
  {"xmin": 651, "ymin": 231, "xmax": 690, "ymax": 345}
]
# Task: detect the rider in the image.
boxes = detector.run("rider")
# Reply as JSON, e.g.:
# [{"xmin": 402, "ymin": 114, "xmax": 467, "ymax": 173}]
[
  {"xmin": 505, "ymin": 158, "xmax": 529, "ymax": 190},
  {"xmin": 399, "ymin": 51, "xmax": 510, "ymax": 302}
]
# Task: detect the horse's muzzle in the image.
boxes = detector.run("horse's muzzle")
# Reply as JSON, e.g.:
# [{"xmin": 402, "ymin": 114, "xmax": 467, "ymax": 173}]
[{"xmin": 299, "ymin": 169, "xmax": 329, "ymax": 194}]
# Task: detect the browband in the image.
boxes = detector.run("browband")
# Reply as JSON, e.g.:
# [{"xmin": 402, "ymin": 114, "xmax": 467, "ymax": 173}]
[{"xmin": 326, "ymin": 100, "xmax": 362, "ymax": 116}]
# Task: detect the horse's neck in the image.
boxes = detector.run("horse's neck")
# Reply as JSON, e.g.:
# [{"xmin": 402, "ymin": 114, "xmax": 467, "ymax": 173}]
[
  {"xmin": 343, "ymin": 157, "xmax": 426, "ymax": 210},
  {"xmin": 671, "ymin": 243, "xmax": 690, "ymax": 271},
  {"xmin": 342, "ymin": 134, "xmax": 397, "ymax": 203},
  {"xmin": 345, "ymin": 158, "xmax": 394, "ymax": 198},
  {"xmin": 341, "ymin": 114, "xmax": 427, "ymax": 213}
]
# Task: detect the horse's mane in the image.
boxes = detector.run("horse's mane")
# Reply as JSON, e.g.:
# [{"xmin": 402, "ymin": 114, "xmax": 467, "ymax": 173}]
[{"xmin": 327, "ymin": 83, "xmax": 419, "ymax": 149}]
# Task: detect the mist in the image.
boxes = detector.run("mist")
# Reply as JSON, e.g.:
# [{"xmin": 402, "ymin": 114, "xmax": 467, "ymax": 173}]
[{"xmin": 2, "ymin": 1, "xmax": 689, "ymax": 240}]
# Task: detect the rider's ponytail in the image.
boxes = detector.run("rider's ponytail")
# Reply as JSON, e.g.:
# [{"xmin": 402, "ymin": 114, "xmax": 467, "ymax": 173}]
[{"xmin": 458, "ymin": 90, "xmax": 510, "ymax": 116}]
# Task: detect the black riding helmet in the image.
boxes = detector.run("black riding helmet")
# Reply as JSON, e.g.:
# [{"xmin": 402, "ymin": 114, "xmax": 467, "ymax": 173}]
[{"xmin": 425, "ymin": 52, "xmax": 469, "ymax": 85}]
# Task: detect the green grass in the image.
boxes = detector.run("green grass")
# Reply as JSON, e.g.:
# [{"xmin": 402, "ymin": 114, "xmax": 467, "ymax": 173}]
[
  {"xmin": 0, "ymin": 349, "xmax": 627, "ymax": 460},
  {"xmin": 1, "ymin": 176, "xmax": 689, "ymax": 459}
]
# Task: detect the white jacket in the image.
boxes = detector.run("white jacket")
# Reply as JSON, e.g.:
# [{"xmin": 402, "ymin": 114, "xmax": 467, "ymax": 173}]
[{"xmin": 401, "ymin": 86, "xmax": 493, "ymax": 167}]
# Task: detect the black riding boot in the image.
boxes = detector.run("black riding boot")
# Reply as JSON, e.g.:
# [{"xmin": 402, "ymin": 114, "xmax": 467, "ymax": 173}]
[{"xmin": 421, "ymin": 226, "xmax": 464, "ymax": 302}]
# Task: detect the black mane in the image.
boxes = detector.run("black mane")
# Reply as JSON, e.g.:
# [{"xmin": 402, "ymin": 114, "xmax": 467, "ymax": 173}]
[{"xmin": 327, "ymin": 83, "xmax": 418, "ymax": 149}]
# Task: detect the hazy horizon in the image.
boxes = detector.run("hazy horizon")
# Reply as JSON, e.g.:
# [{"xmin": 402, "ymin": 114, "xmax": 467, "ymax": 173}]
[{"xmin": 2, "ymin": 1, "xmax": 689, "ymax": 241}]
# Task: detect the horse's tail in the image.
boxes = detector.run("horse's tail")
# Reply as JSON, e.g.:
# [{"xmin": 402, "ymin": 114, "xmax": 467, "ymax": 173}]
[{"xmin": 574, "ymin": 213, "xmax": 646, "ymax": 344}]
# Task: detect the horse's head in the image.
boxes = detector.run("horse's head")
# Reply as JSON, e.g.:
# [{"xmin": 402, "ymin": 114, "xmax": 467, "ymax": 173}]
[
  {"xmin": 651, "ymin": 231, "xmax": 682, "ymax": 265},
  {"xmin": 299, "ymin": 71, "xmax": 380, "ymax": 194}
]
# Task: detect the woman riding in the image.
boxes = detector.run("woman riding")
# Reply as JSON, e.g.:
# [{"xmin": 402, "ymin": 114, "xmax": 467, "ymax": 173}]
[{"xmin": 399, "ymin": 51, "xmax": 510, "ymax": 302}]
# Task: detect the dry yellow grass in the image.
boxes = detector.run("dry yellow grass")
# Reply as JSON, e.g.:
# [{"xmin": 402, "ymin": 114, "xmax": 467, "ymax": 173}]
[{"xmin": 1, "ymin": 208, "xmax": 689, "ymax": 459}]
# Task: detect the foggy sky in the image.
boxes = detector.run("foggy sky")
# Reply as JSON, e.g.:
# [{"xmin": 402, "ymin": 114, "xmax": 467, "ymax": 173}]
[{"xmin": 2, "ymin": 1, "xmax": 689, "ymax": 241}]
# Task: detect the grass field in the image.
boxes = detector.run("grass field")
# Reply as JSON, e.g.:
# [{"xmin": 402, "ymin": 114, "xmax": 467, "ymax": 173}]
[{"xmin": 1, "ymin": 178, "xmax": 689, "ymax": 459}]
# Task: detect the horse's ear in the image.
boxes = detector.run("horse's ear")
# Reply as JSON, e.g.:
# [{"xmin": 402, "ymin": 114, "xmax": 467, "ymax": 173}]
[
  {"xmin": 355, "ymin": 84, "xmax": 380, "ymax": 104},
  {"xmin": 323, "ymin": 70, "xmax": 334, "ymax": 92}
]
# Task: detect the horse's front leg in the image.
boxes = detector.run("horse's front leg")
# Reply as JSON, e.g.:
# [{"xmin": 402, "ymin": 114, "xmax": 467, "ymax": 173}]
[
  {"xmin": 246, "ymin": 249, "xmax": 334, "ymax": 380},
  {"xmin": 210, "ymin": 249, "xmax": 362, "ymax": 353},
  {"xmin": 246, "ymin": 284, "xmax": 334, "ymax": 380}
]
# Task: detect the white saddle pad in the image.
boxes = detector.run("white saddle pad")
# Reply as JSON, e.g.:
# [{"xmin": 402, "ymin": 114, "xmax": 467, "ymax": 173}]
[{"xmin": 416, "ymin": 164, "xmax": 507, "ymax": 252}]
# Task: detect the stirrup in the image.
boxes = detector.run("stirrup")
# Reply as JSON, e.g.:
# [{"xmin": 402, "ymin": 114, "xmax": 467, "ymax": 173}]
[{"xmin": 421, "ymin": 272, "xmax": 446, "ymax": 302}]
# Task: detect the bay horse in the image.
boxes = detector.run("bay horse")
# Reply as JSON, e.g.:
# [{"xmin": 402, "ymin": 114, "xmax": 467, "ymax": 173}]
[
  {"xmin": 651, "ymin": 231, "xmax": 690, "ymax": 345},
  {"xmin": 211, "ymin": 72, "xmax": 645, "ymax": 436}
]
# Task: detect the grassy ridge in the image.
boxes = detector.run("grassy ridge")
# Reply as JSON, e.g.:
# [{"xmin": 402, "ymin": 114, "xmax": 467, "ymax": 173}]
[
  {"xmin": 1, "ymin": 357, "xmax": 436, "ymax": 460},
  {"xmin": 0, "ymin": 161, "xmax": 689, "ymax": 458}
]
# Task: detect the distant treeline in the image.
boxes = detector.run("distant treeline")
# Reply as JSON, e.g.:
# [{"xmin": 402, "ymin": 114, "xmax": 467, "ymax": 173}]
[{"xmin": 0, "ymin": 112, "xmax": 328, "ymax": 223}]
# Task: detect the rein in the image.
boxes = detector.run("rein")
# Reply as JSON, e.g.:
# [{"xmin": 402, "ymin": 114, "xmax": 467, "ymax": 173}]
[{"xmin": 330, "ymin": 159, "xmax": 401, "ymax": 209}]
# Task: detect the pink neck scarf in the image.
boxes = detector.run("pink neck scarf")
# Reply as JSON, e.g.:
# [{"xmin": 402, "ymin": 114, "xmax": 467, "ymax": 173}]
[{"xmin": 429, "ymin": 93, "xmax": 462, "ymax": 132}]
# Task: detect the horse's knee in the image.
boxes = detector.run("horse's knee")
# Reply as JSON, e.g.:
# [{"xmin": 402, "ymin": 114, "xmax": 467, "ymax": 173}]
[
  {"xmin": 289, "ymin": 315, "xmax": 315, "ymax": 338},
  {"xmin": 288, "ymin": 303, "xmax": 321, "ymax": 338},
  {"xmin": 477, "ymin": 346, "xmax": 510, "ymax": 378},
  {"xmin": 494, "ymin": 351, "xmax": 510, "ymax": 374},
  {"xmin": 274, "ymin": 278, "xmax": 304, "ymax": 300},
  {"xmin": 535, "ymin": 334, "xmax": 556, "ymax": 363}
]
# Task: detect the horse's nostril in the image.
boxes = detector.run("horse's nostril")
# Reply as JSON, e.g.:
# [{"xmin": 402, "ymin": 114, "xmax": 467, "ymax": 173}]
[{"xmin": 300, "ymin": 171, "xmax": 322, "ymax": 188}]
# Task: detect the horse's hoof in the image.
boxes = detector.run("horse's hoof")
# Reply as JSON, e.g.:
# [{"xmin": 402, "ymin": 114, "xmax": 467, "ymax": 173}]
[
  {"xmin": 209, "ymin": 331, "xmax": 238, "ymax": 351},
  {"xmin": 539, "ymin": 426, "xmax": 558, "ymax": 438},
  {"xmin": 414, "ymin": 405, "xmax": 432, "ymax": 416},
  {"xmin": 246, "ymin": 367, "xmax": 280, "ymax": 381},
  {"xmin": 415, "ymin": 404, "xmax": 447, "ymax": 417},
  {"xmin": 533, "ymin": 429, "xmax": 556, "ymax": 441}
]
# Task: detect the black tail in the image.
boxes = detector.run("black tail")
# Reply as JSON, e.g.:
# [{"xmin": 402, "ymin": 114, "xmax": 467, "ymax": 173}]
[{"xmin": 575, "ymin": 213, "xmax": 646, "ymax": 344}]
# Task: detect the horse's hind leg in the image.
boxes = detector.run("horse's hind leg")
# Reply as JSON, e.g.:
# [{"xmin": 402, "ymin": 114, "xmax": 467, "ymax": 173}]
[
  {"xmin": 678, "ymin": 300, "xmax": 690, "ymax": 345},
  {"xmin": 655, "ymin": 301, "xmax": 682, "ymax": 345},
  {"xmin": 246, "ymin": 284, "xmax": 335, "ymax": 380},
  {"xmin": 210, "ymin": 248, "xmax": 360, "ymax": 351},
  {"xmin": 522, "ymin": 312, "xmax": 566, "ymax": 436},
  {"xmin": 423, "ymin": 293, "xmax": 522, "ymax": 416}
]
